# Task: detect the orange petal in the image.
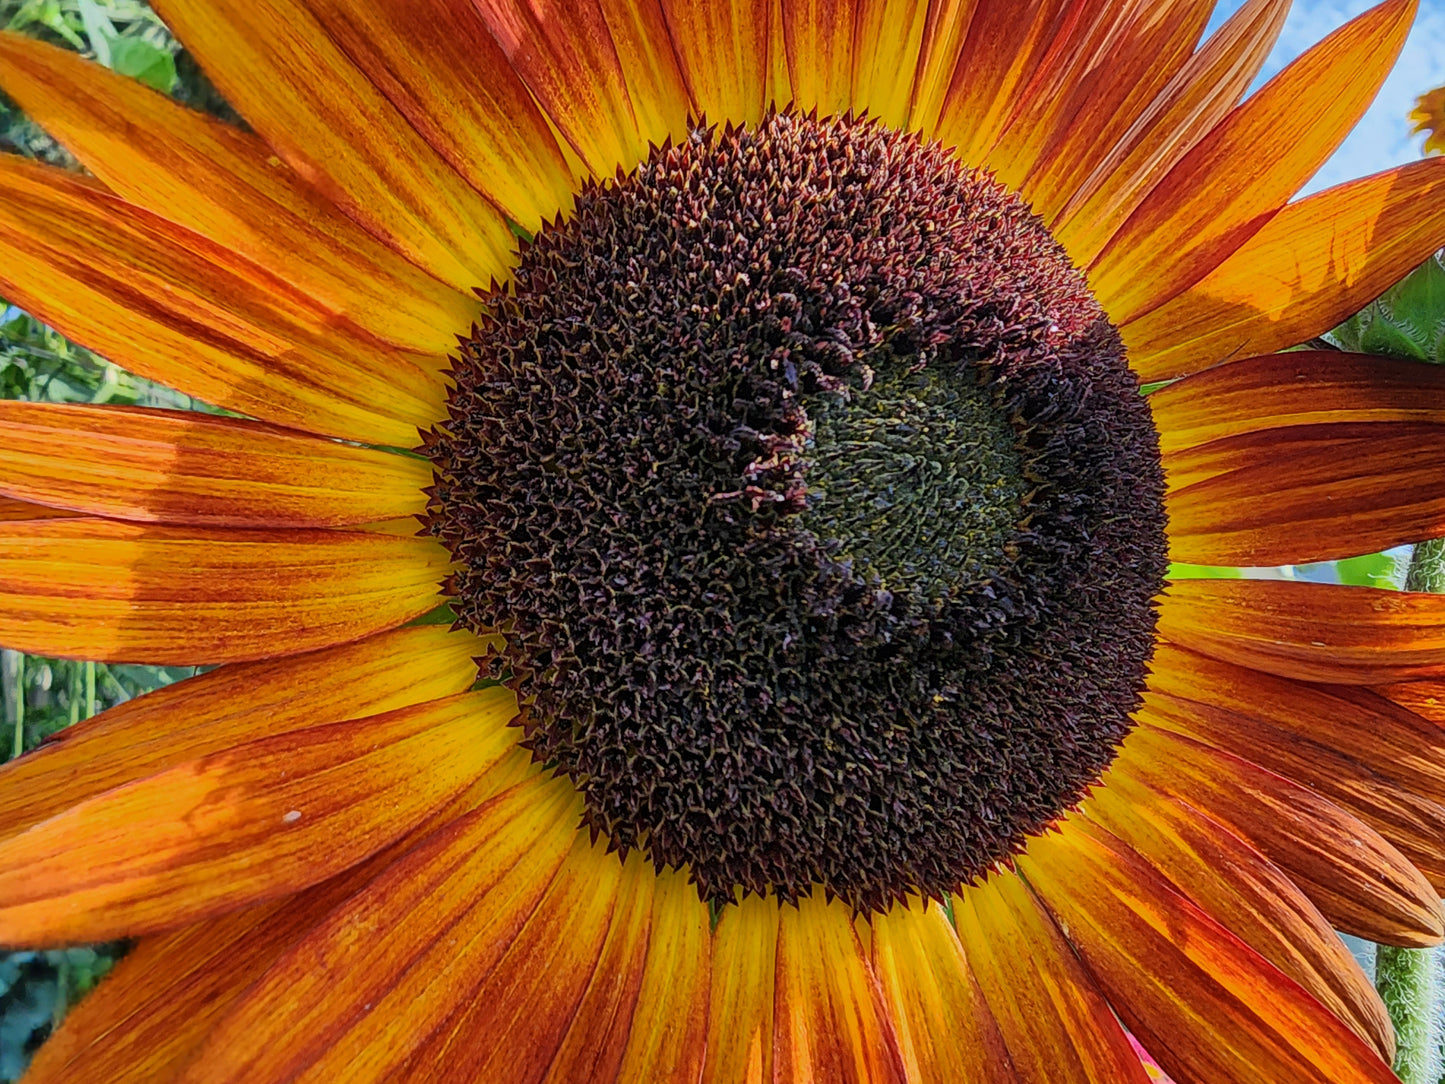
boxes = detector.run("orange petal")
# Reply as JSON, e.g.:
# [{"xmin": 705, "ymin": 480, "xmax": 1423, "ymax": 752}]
[
  {"xmin": 1149, "ymin": 642, "xmax": 1445, "ymax": 809},
  {"xmin": 1164, "ymin": 421, "xmax": 1445, "ymax": 565},
  {"xmin": 297, "ymin": 0, "xmax": 576, "ymax": 235},
  {"xmin": 0, "ymin": 687, "xmax": 521, "ymax": 945},
  {"xmin": 1084, "ymin": 784, "xmax": 1394, "ymax": 1061},
  {"xmin": 781, "ymin": 0, "xmax": 856, "ymax": 118},
  {"xmin": 0, "ymin": 518, "xmax": 447, "ymax": 664},
  {"xmin": 903, "ymin": 0, "xmax": 978, "ymax": 137},
  {"xmin": 1089, "ymin": 0, "xmax": 1415, "ymax": 325},
  {"xmin": 473, "ymin": 0, "xmax": 644, "ymax": 177},
  {"xmin": 596, "ymin": 0, "xmax": 693, "ymax": 149},
  {"xmin": 542, "ymin": 850, "xmax": 656, "ymax": 1084},
  {"xmin": 0, "ymin": 32, "xmax": 476, "ymax": 357},
  {"xmin": 993, "ymin": 0, "xmax": 1215, "ymax": 219},
  {"xmin": 1150, "ymin": 350, "xmax": 1445, "ymax": 454},
  {"xmin": 615, "ymin": 867, "xmax": 712, "ymax": 1083},
  {"xmin": 702, "ymin": 893, "xmax": 778, "ymax": 1084},
  {"xmin": 172, "ymin": 772, "xmax": 577, "ymax": 1084},
  {"xmin": 0, "ymin": 156, "xmax": 443, "ymax": 447},
  {"xmin": 850, "ymin": 0, "xmax": 931, "ymax": 130},
  {"xmin": 0, "ymin": 497, "xmax": 77, "ymax": 521},
  {"xmin": 1159, "ymin": 578, "xmax": 1445, "ymax": 684},
  {"xmin": 1114, "ymin": 724, "xmax": 1444, "ymax": 945},
  {"xmin": 0, "ymin": 624, "xmax": 492, "ymax": 841},
  {"xmin": 150, "ymin": 0, "xmax": 514, "ymax": 291},
  {"xmin": 1052, "ymin": 0, "xmax": 1289, "ymax": 264},
  {"xmin": 772, "ymin": 888, "xmax": 907, "ymax": 1084},
  {"xmin": 932, "ymin": 0, "xmax": 1071, "ymax": 164},
  {"xmin": 1143, "ymin": 681, "xmax": 1445, "ymax": 892},
  {"xmin": 953, "ymin": 871, "xmax": 1151, "ymax": 1084},
  {"xmin": 316, "ymin": 828, "xmax": 621, "ymax": 1083},
  {"xmin": 870, "ymin": 897, "xmax": 1016, "ymax": 1083},
  {"xmin": 0, "ymin": 402, "xmax": 430, "ymax": 528},
  {"xmin": 1124, "ymin": 158, "xmax": 1445, "ymax": 381},
  {"xmin": 659, "ymin": 0, "xmax": 771, "ymax": 126},
  {"xmin": 1020, "ymin": 817, "xmax": 1401, "ymax": 1084}
]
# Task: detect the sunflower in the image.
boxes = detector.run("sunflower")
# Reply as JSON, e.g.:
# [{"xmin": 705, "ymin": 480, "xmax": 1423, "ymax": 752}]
[{"xmin": 1, "ymin": 0, "xmax": 1444, "ymax": 1080}]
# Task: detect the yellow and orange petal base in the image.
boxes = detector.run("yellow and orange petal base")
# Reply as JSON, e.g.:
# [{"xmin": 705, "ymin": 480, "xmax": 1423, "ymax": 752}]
[{"xmin": 0, "ymin": 1, "xmax": 1443, "ymax": 1082}]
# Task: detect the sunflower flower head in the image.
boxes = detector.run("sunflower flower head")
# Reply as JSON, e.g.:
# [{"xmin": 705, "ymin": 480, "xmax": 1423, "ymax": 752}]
[{"xmin": 0, "ymin": 1, "xmax": 1443, "ymax": 1082}]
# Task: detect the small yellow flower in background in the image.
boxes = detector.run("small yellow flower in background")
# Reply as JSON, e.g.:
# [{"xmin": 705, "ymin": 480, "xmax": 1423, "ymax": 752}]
[
  {"xmin": 1412, "ymin": 84, "xmax": 1445, "ymax": 153},
  {"xmin": 0, "ymin": 1, "xmax": 1444, "ymax": 1082}
]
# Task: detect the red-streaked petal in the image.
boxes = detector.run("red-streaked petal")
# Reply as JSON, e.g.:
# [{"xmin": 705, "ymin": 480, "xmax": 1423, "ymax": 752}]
[
  {"xmin": 1020, "ymin": 817, "xmax": 1401, "ymax": 1084},
  {"xmin": 995, "ymin": 0, "xmax": 1215, "ymax": 222},
  {"xmin": 542, "ymin": 850, "xmax": 656, "ymax": 1084},
  {"xmin": 0, "ymin": 32, "xmax": 476, "ymax": 356},
  {"xmin": 1159, "ymin": 578, "xmax": 1445, "ymax": 684},
  {"xmin": 299, "ymin": 0, "xmax": 576, "ymax": 235},
  {"xmin": 703, "ymin": 892, "xmax": 778, "ymax": 1084},
  {"xmin": 0, "ymin": 156, "xmax": 443, "ymax": 448},
  {"xmin": 0, "ymin": 402, "xmax": 430, "ymax": 528},
  {"xmin": 1164, "ymin": 421, "xmax": 1445, "ymax": 565},
  {"xmin": 0, "ymin": 625, "xmax": 494, "ymax": 841},
  {"xmin": 472, "ymin": 0, "xmax": 644, "ymax": 177},
  {"xmin": 781, "ymin": 0, "xmax": 855, "ymax": 118},
  {"xmin": 615, "ymin": 867, "xmax": 712, "ymax": 1082},
  {"xmin": 1150, "ymin": 351, "xmax": 1445, "ymax": 453},
  {"xmin": 173, "ymin": 772, "xmax": 576, "ymax": 1084},
  {"xmin": 323, "ymin": 829, "xmax": 621, "ymax": 1083},
  {"xmin": 851, "ymin": 0, "xmax": 930, "ymax": 130},
  {"xmin": 151, "ymin": 0, "xmax": 514, "ymax": 290},
  {"xmin": 772, "ymin": 888, "xmax": 906, "ymax": 1084},
  {"xmin": 933, "ymin": 0, "xmax": 1070, "ymax": 163},
  {"xmin": 1084, "ymin": 785, "xmax": 1394, "ymax": 1060},
  {"xmin": 953, "ymin": 870, "xmax": 1150, "ymax": 1083},
  {"xmin": 1149, "ymin": 641, "xmax": 1445, "ymax": 807},
  {"xmin": 596, "ymin": 0, "xmax": 693, "ymax": 149},
  {"xmin": 904, "ymin": 0, "xmax": 978, "ymax": 137},
  {"xmin": 871, "ymin": 897, "xmax": 1017, "ymax": 1082},
  {"xmin": 1124, "ymin": 158, "xmax": 1445, "ymax": 380},
  {"xmin": 1052, "ymin": 0, "xmax": 1289, "ymax": 264},
  {"xmin": 0, "ymin": 688, "xmax": 521, "ymax": 945},
  {"xmin": 1113, "ymin": 723, "xmax": 1445, "ymax": 945},
  {"xmin": 1090, "ymin": 0, "xmax": 1415, "ymax": 325},
  {"xmin": 659, "ymin": 0, "xmax": 771, "ymax": 126},
  {"xmin": 0, "ymin": 518, "xmax": 447, "ymax": 665}
]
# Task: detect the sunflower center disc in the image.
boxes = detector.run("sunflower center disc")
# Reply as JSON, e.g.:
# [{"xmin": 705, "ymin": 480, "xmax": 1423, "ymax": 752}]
[{"xmin": 427, "ymin": 111, "xmax": 1168, "ymax": 913}]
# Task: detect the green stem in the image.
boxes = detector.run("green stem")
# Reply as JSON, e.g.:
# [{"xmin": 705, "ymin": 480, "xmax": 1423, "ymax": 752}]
[
  {"xmin": 1377, "ymin": 539, "xmax": 1445, "ymax": 1082},
  {"xmin": 2, "ymin": 648, "xmax": 23, "ymax": 760}
]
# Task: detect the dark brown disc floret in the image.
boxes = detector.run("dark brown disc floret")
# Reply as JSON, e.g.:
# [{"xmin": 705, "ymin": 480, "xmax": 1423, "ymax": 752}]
[{"xmin": 425, "ymin": 110, "xmax": 1168, "ymax": 914}]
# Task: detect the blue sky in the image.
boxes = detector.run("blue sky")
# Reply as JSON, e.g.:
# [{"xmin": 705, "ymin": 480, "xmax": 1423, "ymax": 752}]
[{"xmin": 1206, "ymin": 0, "xmax": 1445, "ymax": 193}]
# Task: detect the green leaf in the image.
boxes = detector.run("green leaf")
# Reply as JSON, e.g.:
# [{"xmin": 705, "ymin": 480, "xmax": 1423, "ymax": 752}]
[{"xmin": 107, "ymin": 36, "xmax": 175, "ymax": 93}]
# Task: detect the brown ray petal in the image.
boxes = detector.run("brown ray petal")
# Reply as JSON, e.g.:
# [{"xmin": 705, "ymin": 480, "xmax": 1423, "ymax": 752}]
[
  {"xmin": 1083, "ymin": 784, "xmax": 1394, "ymax": 1061},
  {"xmin": 702, "ymin": 892, "xmax": 779, "ymax": 1084},
  {"xmin": 871, "ymin": 897, "xmax": 1017, "ymax": 1082},
  {"xmin": 1159, "ymin": 578, "xmax": 1445, "ymax": 684},
  {"xmin": 1020, "ymin": 817, "xmax": 1402, "ymax": 1084},
  {"xmin": 1125, "ymin": 157, "xmax": 1445, "ymax": 381},
  {"xmin": 0, "ymin": 688, "xmax": 522, "ymax": 946},
  {"xmin": 1052, "ymin": 0, "xmax": 1289, "ymax": 264},
  {"xmin": 0, "ymin": 402, "xmax": 430, "ymax": 528},
  {"xmin": 174, "ymin": 773, "xmax": 579, "ymax": 1084},
  {"xmin": 1090, "ymin": 0, "xmax": 1415, "ymax": 325},
  {"xmin": 659, "ymin": 0, "xmax": 771, "ymax": 126},
  {"xmin": 473, "ymin": 0, "xmax": 644, "ymax": 177},
  {"xmin": 953, "ymin": 870, "xmax": 1151, "ymax": 1083},
  {"xmin": 0, "ymin": 625, "xmax": 494, "ymax": 841},
  {"xmin": 772, "ymin": 888, "xmax": 907, "ymax": 1084},
  {"xmin": 1113, "ymin": 724, "xmax": 1444, "ymax": 945},
  {"xmin": 151, "ymin": 0, "xmax": 516, "ymax": 290},
  {"xmin": 0, "ymin": 518, "xmax": 447, "ymax": 665}
]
